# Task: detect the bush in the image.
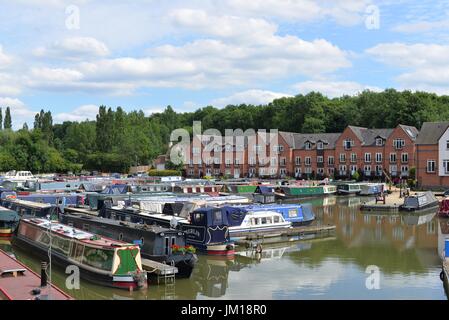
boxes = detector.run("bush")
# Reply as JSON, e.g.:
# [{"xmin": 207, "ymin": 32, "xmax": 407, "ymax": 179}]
[
  {"xmin": 352, "ymin": 171, "xmax": 360, "ymax": 181},
  {"xmin": 148, "ymin": 169, "xmax": 181, "ymax": 176}
]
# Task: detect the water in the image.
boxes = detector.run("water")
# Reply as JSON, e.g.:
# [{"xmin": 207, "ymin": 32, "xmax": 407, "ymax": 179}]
[{"xmin": 1, "ymin": 196, "xmax": 446, "ymax": 300}]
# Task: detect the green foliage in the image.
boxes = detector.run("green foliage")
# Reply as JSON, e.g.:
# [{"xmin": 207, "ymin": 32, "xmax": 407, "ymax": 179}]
[
  {"xmin": 148, "ymin": 169, "xmax": 181, "ymax": 176},
  {"xmin": 352, "ymin": 171, "xmax": 360, "ymax": 181},
  {"xmin": 4, "ymin": 107, "xmax": 11, "ymax": 129}
]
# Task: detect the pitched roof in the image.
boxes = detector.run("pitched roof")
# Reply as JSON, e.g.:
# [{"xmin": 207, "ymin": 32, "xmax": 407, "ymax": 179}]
[
  {"xmin": 361, "ymin": 128, "xmax": 394, "ymax": 146},
  {"xmin": 293, "ymin": 133, "xmax": 341, "ymax": 150},
  {"xmin": 398, "ymin": 124, "xmax": 419, "ymax": 140},
  {"xmin": 279, "ymin": 131, "xmax": 295, "ymax": 148},
  {"xmin": 415, "ymin": 122, "xmax": 449, "ymax": 145}
]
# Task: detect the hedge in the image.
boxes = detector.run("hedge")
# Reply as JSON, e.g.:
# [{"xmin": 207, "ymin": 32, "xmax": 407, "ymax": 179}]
[{"xmin": 148, "ymin": 169, "xmax": 181, "ymax": 176}]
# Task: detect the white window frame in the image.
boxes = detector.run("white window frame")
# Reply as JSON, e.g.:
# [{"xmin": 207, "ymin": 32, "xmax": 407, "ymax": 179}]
[
  {"xmin": 328, "ymin": 156, "xmax": 334, "ymax": 165},
  {"xmin": 317, "ymin": 156, "xmax": 323, "ymax": 163},
  {"xmin": 375, "ymin": 138, "xmax": 383, "ymax": 146},
  {"xmin": 426, "ymin": 160, "xmax": 436, "ymax": 173},
  {"xmin": 390, "ymin": 153, "xmax": 397, "ymax": 163},
  {"xmin": 339, "ymin": 153, "xmax": 346, "ymax": 163},
  {"xmin": 443, "ymin": 160, "xmax": 449, "ymax": 174},
  {"xmin": 305, "ymin": 142, "xmax": 312, "ymax": 150},
  {"xmin": 305, "ymin": 157, "xmax": 312, "ymax": 166},
  {"xmin": 364, "ymin": 153, "xmax": 371, "ymax": 163},
  {"xmin": 376, "ymin": 153, "xmax": 382, "ymax": 163},
  {"xmin": 350, "ymin": 153, "xmax": 357, "ymax": 163},
  {"xmin": 317, "ymin": 142, "xmax": 324, "ymax": 150},
  {"xmin": 295, "ymin": 156, "xmax": 301, "ymax": 165}
]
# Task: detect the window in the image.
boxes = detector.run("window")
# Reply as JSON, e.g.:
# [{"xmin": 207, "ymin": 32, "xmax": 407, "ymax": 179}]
[
  {"xmin": 214, "ymin": 145, "xmax": 221, "ymax": 152},
  {"xmin": 304, "ymin": 167, "xmax": 312, "ymax": 174},
  {"xmin": 390, "ymin": 153, "xmax": 397, "ymax": 163},
  {"xmin": 364, "ymin": 153, "xmax": 371, "ymax": 162},
  {"xmin": 225, "ymin": 159, "xmax": 231, "ymax": 167},
  {"xmin": 389, "ymin": 165, "xmax": 398, "ymax": 176},
  {"xmin": 188, "ymin": 169, "xmax": 194, "ymax": 175},
  {"xmin": 427, "ymin": 160, "xmax": 436, "ymax": 173},
  {"xmin": 305, "ymin": 142, "xmax": 312, "ymax": 150},
  {"xmin": 350, "ymin": 153, "xmax": 357, "ymax": 163},
  {"xmin": 447, "ymin": 140, "xmax": 449, "ymax": 150},
  {"xmin": 317, "ymin": 142, "xmax": 324, "ymax": 150},
  {"xmin": 305, "ymin": 157, "xmax": 311, "ymax": 166},
  {"xmin": 328, "ymin": 156, "xmax": 334, "ymax": 165},
  {"xmin": 280, "ymin": 168, "xmax": 287, "ymax": 175},
  {"xmin": 328, "ymin": 168, "xmax": 334, "ymax": 175},
  {"xmin": 271, "ymin": 157, "xmax": 277, "ymax": 166},
  {"xmin": 343, "ymin": 139, "xmax": 354, "ymax": 150},
  {"xmin": 280, "ymin": 157, "xmax": 286, "ymax": 166},
  {"xmin": 375, "ymin": 165, "xmax": 383, "ymax": 176},
  {"xmin": 339, "ymin": 153, "xmax": 346, "ymax": 163},
  {"xmin": 393, "ymin": 139, "xmax": 405, "ymax": 149},
  {"xmin": 225, "ymin": 144, "xmax": 232, "ymax": 152},
  {"xmin": 295, "ymin": 157, "xmax": 301, "ymax": 165},
  {"xmin": 401, "ymin": 165, "xmax": 409, "ymax": 176},
  {"xmin": 295, "ymin": 167, "xmax": 301, "ymax": 176},
  {"xmin": 317, "ymin": 156, "xmax": 323, "ymax": 163},
  {"xmin": 317, "ymin": 168, "xmax": 324, "ymax": 175},
  {"xmin": 234, "ymin": 158, "xmax": 241, "ymax": 165},
  {"xmin": 401, "ymin": 153, "xmax": 408, "ymax": 163},
  {"xmin": 375, "ymin": 138, "xmax": 384, "ymax": 146},
  {"xmin": 212, "ymin": 210, "xmax": 224, "ymax": 225},
  {"xmin": 249, "ymin": 157, "xmax": 256, "ymax": 166},
  {"xmin": 376, "ymin": 153, "xmax": 382, "ymax": 163},
  {"xmin": 82, "ymin": 247, "xmax": 114, "ymax": 271},
  {"xmin": 444, "ymin": 160, "xmax": 449, "ymax": 174},
  {"xmin": 364, "ymin": 165, "xmax": 371, "ymax": 175}
]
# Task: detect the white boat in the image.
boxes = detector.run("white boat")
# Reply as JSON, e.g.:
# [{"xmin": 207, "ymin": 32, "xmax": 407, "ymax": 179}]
[
  {"xmin": 228, "ymin": 211, "xmax": 292, "ymax": 238},
  {"xmin": 2, "ymin": 170, "xmax": 37, "ymax": 182}
]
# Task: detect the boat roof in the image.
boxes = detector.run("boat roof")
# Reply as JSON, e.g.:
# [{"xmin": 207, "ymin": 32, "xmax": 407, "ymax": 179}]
[
  {"xmin": 237, "ymin": 203, "xmax": 302, "ymax": 211},
  {"xmin": 4, "ymin": 199, "xmax": 53, "ymax": 209},
  {"xmin": 64, "ymin": 213, "xmax": 181, "ymax": 234},
  {"xmin": 21, "ymin": 218, "xmax": 136, "ymax": 248},
  {"xmin": 244, "ymin": 210, "xmax": 284, "ymax": 217}
]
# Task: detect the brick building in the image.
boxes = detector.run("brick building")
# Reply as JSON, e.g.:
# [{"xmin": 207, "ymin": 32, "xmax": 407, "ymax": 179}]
[
  {"xmin": 415, "ymin": 122, "xmax": 449, "ymax": 189},
  {"xmin": 183, "ymin": 124, "xmax": 420, "ymax": 181}
]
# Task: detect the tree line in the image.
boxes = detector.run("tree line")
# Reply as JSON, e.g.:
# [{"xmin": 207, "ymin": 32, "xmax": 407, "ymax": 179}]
[{"xmin": 0, "ymin": 89, "xmax": 449, "ymax": 174}]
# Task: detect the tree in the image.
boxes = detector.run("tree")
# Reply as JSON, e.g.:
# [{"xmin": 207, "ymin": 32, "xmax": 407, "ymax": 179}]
[
  {"xmin": 22, "ymin": 123, "xmax": 29, "ymax": 131},
  {"xmin": 4, "ymin": 107, "xmax": 11, "ymax": 129},
  {"xmin": 0, "ymin": 108, "xmax": 3, "ymax": 130}
]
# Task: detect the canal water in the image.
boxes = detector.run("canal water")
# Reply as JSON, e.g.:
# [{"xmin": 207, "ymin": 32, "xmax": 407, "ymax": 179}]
[{"xmin": 1, "ymin": 196, "xmax": 447, "ymax": 300}]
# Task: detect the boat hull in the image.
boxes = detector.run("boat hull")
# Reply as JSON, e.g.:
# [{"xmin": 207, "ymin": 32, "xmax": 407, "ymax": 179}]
[{"xmin": 12, "ymin": 235, "xmax": 147, "ymax": 290}]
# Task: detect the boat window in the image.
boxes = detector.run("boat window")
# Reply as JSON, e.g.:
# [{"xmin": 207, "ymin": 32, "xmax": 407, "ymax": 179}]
[
  {"xmin": 288, "ymin": 209, "xmax": 298, "ymax": 218},
  {"xmin": 261, "ymin": 217, "xmax": 267, "ymax": 224},
  {"xmin": 82, "ymin": 247, "xmax": 114, "ymax": 271},
  {"xmin": 171, "ymin": 237, "xmax": 176, "ymax": 247},
  {"xmin": 266, "ymin": 217, "xmax": 272, "ymax": 224},
  {"xmin": 165, "ymin": 237, "xmax": 170, "ymax": 255},
  {"xmin": 192, "ymin": 213, "xmax": 205, "ymax": 225},
  {"xmin": 274, "ymin": 216, "xmax": 280, "ymax": 223},
  {"xmin": 140, "ymin": 237, "xmax": 145, "ymax": 245},
  {"xmin": 250, "ymin": 218, "xmax": 256, "ymax": 226},
  {"xmin": 212, "ymin": 210, "xmax": 223, "ymax": 225},
  {"xmin": 118, "ymin": 233, "xmax": 123, "ymax": 241},
  {"xmin": 52, "ymin": 235, "xmax": 71, "ymax": 255}
]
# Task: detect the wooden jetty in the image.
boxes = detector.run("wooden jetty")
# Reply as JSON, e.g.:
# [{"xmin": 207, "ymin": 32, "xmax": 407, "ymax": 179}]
[
  {"xmin": 141, "ymin": 258, "xmax": 177, "ymax": 285},
  {"xmin": 233, "ymin": 224, "xmax": 336, "ymax": 247},
  {"xmin": 0, "ymin": 249, "xmax": 72, "ymax": 300},
  {"xmin": 360, "ymin": 191, "xmax": 403, "ymax": 212}
]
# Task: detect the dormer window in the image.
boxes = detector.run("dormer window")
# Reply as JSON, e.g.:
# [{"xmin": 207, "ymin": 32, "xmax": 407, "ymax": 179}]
[
  {"xmin": 317, "ymin": 142, "xmax": 324, "ymax": 150},
  {"xmin": 343, "ymin": 139, "xmax": 353, "ymax": 150},
  {"xmin": 376, "ymin": 138, "xmax": 384, "ymax": 146},
  {"xmin": 305, "ymin": 142, "xmax": 312, "ymax": 150}
]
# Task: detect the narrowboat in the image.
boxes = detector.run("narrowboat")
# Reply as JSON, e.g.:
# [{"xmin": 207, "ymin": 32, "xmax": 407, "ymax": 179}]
[
  {"xmin": 223, "ymin": 207, "xmax": 291, "ymax": 239},
  {"xmin": 0, "ymin": 206, "xmax": 19, "ymax": 237},
  {"xmin": 278, "ymin": 185, "xmax": 337, "ymax": 198},
  {"xmin": 13, "ymin": 218, "xmax": 147, "ymax": 290},
  {"xmin": 0, "ymin": 248, "xmax": 73, "ymax": 300},
  {"xmin": 226, "ymin": 184, "xmax": 258, "ymax": 194},
  {"xmin": 0, "ymin": 198, "xmax": 59, "ymax": 220},
  {"xmin": 59, "ymin": 212, "xmax": 198, "ymax": 278},
  {"xmin": 252, "ymin": 186, "xmax": 276, "ymax": 204},
  {"xmin": 99, "ymin": 204, "xmax": 235, "ymax": 256},
  {"xmin": 234, "ymin": 203, "xmax": 315, "ymax": 226},
  {"xmin": 399, "ymin": 191, "xmax": 439, "ymax": 212},
  {"xmin": 439, "ymin": 198, "xmax": 449, "ymax": 217},
  {"xmin": 16, "ymin": 193, "xmax": 85, "ymax": 207},
  {"xmin": 358, "ymin": 183, "xmax": 386, "ymax": 196},
  {"xmin": 336, "ymin": 183, "xmax": 365, "ymax": 195},
  {"xmin": 86, "ymin": 192, "xmax": 174, "ymax": 210},
  {"xmin": 173, "ymin": 184, "xmax": 223, "ymax": 194}
]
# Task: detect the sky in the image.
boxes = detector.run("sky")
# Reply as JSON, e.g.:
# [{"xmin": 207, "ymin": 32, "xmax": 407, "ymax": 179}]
[{"xmin": 1, "ymin": 0, "xmax": 449, "ymax": 128}]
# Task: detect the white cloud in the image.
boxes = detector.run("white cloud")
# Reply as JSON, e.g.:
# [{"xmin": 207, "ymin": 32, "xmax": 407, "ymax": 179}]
[
  {"xmin": 212, "ymin": 89, "xmax": 293, "ymax": 107},
  {"xmin": 143, "ymin": 106, "xmax": 165, "ymax": 116},
  {"xmin": 0, "ymin": 97, "xmax": 37, "ymax": 129},
  {"xmin": 33, "ymin": 37, "xmax": 110, "ymax": 60},
  {"xmin": 53, "ymin": 104, "xmax": 98, "ymax": 122},
  {"xmin": 367, "ymin": 42, "xmax": 449, "ymax": 94},
  {"xmin": 224, "ymin": 0, "xmax": 372, "ymax": 26},
  {"xmin": 170, "ymin": 9, "xmax": 278, "ymax": 43},
  {"xmin": 392, "ymin": 19, "xmax": 449, "ymax": 33},
  {"xmin": 0, "ymin": 45, "xmax": 13, "ymax": 68},
  {"xmin": 294, "ymin": 80, "xmax": 382, "ymax": 98}
]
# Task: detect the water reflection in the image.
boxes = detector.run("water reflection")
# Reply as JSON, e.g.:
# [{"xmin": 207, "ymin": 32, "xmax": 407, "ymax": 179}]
[{"xmin": 1, "ymin": 196, "xmax": 445, "ymax": 299}]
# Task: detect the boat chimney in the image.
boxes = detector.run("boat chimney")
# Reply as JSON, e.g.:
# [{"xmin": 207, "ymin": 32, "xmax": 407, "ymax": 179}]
[{"xmin": 40, "ymin": 262, "xmax": 48, "ymax": 287}]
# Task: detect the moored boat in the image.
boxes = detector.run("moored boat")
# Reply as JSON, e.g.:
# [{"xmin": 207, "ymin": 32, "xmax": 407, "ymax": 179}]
[
  {"xmin": 232, "ymin": 203, "xmax": 315, "ymax": 226},
  {"xmin": 399, "ymin": 191, "xmax": 439, "ymax": 212},
  {"xmin": 0, "ymin": 206, "xmax": 20, "ymax": 237},
  {"xmin": 358, "ymin": 183, "xmax": 387, "ymax": 196},
  {"xmin": 278, "ymin": 184, "xmax": 336, "ymax": 198},
  {"xmin": 223, "ymin": 208, "xmax": 291, "ymax": 239},
  {"xmin": 59, "ymin": 212, "xmax": 198, "ymax": 278},
  {"xmin": 12, "ymin": 218, "xmax": 147, "ymax": 290},
  {"xmin": 336, "ymin": 183, "xmax": 366, "ymax": 195},
  {"xmin": 99, "ymin": 204, "xmax": 235, "ymax": 256}
]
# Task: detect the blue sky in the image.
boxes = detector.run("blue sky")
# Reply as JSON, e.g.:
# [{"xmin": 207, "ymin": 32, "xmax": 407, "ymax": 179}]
[{"xmin": 1, "ymin": 0, "xmax": 449, "ymax": 128}]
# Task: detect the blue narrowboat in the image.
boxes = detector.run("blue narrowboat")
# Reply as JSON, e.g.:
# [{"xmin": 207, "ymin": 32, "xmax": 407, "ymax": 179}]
[
  {"xmin": 232, "ymin": 203, "xmax": 316, "ymax": 226},
  {"xmin": 16, "ymin": 193, "xmax": 84, "ymax": 207},
  {"xmin": 99, "ymin": 204, "xmax": 235, "ymax": 256}
]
